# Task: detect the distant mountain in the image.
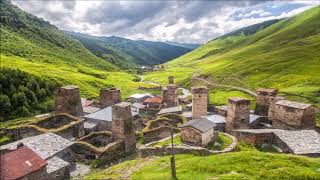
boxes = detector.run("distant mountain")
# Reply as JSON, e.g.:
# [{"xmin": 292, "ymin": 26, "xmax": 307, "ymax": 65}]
[
  {"xmin": 67, "ymin": 32, "xmax": 136, "ymax": 69},
  {"xmin": 68, "ymin": 33, "xmax": 193, "ymax": 65},
  {"xmin": 164, "ymin": 41, "xmax": 201, "ymax": 50}
]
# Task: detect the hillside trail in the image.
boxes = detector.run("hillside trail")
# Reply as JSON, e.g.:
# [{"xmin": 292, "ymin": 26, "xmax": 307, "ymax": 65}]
[{"xmin": 140, "ymin": 67, "xmax": 257, "ymax": 97}]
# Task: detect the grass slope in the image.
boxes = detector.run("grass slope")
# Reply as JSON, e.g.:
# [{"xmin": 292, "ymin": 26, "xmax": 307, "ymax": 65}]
[
  {"xmin": 0, "ymin": 1, "xmax": 152, "ymax": 99},
  {"xmin": 145, "ymin": 6, "xmax": 320, "ymax": 109},
  {"xmin": 84, "ymin": 150, "xmax": 320, "ymax": 179}
]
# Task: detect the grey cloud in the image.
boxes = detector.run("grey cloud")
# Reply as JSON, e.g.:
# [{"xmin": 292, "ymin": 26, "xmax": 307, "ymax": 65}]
[{"xmin": 12, "ymin": 0, "xmax": 298, "ymax": 43}]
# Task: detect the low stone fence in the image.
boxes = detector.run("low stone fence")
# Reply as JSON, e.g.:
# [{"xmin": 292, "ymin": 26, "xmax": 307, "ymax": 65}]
[
  {"xmin": 6, "ymin": 117, "xmax": 85, "ymax": 141},
  {"xmin": 139, "ymin": 133, "xmax": 237, "ymax": 157},
  {"xmin": 72, "ymin": 140, "xmax": 125, "ymax": 161},
  {"xmin": 138, "ymin": 86, "xmax": 162, "ymax": 91},
  {"xmin": 143, "ymin": 126, "xmax": 180, "ymax": 143}
]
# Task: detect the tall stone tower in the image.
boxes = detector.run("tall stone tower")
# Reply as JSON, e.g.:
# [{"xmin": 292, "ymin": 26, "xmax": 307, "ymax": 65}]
[
  {"xmin": 166, "ymin": 84, "xmax": 178, "ymax": 107},
  {"xmin": 100, "ymin": 88, "xmax": 121, "ymax": 108},
  {"xmin": 254, "ymin": 88, "xmax": 278, "ymax": 116},
  {"xmin": 192, "ymin": 86, "xmax": 208, "ymax": 119},
  {"xmin": 168, "ymin": 76, "xmax": 174, "ymax": 84},
  {"xmin": 55, "ymin": 85, "xmax": 83, "ymax": 116},
  {"xmin": 226, "ymin": 97, "xmax": 250, "ymax": 132},
  {"xmin": 111, "ymin": 102, "xmax": 136, "ymax": 153}
]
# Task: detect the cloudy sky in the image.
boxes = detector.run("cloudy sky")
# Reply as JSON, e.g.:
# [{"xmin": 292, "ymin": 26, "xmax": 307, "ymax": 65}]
[{"xmin": 12, "ymin": 0, "xmax": 319, "ymax": 44}]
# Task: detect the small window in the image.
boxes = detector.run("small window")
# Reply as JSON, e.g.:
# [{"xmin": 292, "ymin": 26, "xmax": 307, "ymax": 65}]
[{"xmin": 199, "ymin": 95, "xmax": 201, "ymax": 97}]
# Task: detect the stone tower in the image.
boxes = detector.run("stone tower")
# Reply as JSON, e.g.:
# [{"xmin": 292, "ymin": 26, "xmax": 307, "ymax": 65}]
[
  {"xmin": 55, "ymin": 85, "xmax": 83, "ymax": 116},
  {"xmin": 168, "ymin": 76, "xmax": 174, "ymax": 84},
  {"xmin": 100, "ymin": 88, "xmax": 121, "ymax": 108},
  {"xmin": 192, "ymin": 86, "xmax": 208, "ymax": 119},
  {"xmin": 111, "ymin": 102, "xmax": 136, "ymax": 153},
  {"xmin": 254, "ymin": 88, "xmax": 278, "ymax": 116},
  {"xmin": 162, "ymin": 84, "xmax": 178, "ymax": 107},
  {"xmin": 226, "ymin": 97, "xmax": 250, "ymax": 132}
]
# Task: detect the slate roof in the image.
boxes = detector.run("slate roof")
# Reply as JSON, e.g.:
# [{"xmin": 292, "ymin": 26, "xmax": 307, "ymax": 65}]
[
  {"xmin": 250, "ymin": 114, "xmax": 264, "ymax": 124},
  {"xmin": 84, "ymin": 107, "xmax": 112, "ymax": 121},
  {"xmin": 202, "ymin": 114, "xmax": 226, "ymax": 124},
  {"xmin": 46, "ymin": 156, "xmax": 70, "ymax": 174},
  {"xmin": 157, "ymin": 106, "xmax": 183, "ymax": 115},
  {"xmin": 0, "ymin": 133, "xmax": 73, "ymax": 160},
  {"xmin": 0, "ymin": 146, "xmax": 47, "ymax": 180},
  {"xmin": 179, "ymin": 119, "xmax": 216, "ymax": 133},
  {"xmin": 276, "ymin": 100, "xmax": 312, "ymax": 109},
  {"xmin": 132, "ymin": 102, "xmax": 144, "ymax": 109},
  {"xmin": 83, "ymin": 106, "xmax": 100, "ymax": 114},
  {"xmin": 84, "ymin": 106, "xmax": 137, "ymax": 121}
]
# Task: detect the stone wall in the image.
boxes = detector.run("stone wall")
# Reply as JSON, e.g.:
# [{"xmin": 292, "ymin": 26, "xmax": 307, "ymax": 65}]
[
  {"xmin": 232, "ymin": 130, "xmax": 275, "ymax": 145},
  {"xmin": 226, "ymin": 97, "xmax": 250, "ymax": 132},
  {"xmin": 192, "ymin": 86, "xmax": 208, "ymax": 119},
  {"xmin": 111, "ymin": 102, "xmax": 136, "ymax": 153},
  {"xmin": 139, "ymin": 133, "xmax": 238, "ymax": 157},
  {"xmin": 72, "ymin": 140, "xmax": 125, "ymax": 161},
  {"xmin": 100, "ymin": 88, "xmax": 121, "ymax": 108},
  {"xmin": 143, "ymin": 126, "xmax": 180, "ymax": 143},
  {"xmin": 254, "ymin": 88, "xmax": 278, "ymax": 116},
  {"xmin": 7, "ymin": 114, "xmax": 85, "ymax": 141},
  {"xmin": 55, "ymin": 85, "xmax": 83, "ymax": 116},
  {"xmin": 168, "ymin": 76, "xmax": 174, "ymax": 84}
]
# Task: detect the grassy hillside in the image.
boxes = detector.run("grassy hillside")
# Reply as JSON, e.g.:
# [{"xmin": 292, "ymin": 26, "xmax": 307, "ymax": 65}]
[
  {"xmin": 101, "ymin": 36, "xmax": 192, "ymax": 65},
  {"xmin": 67, "ymin": 32, "xmax": 137, "ymax": 69},
  {"xmin": 145, "ymin": 6, "xmax": 320, "ymax": 109},
  {"xmin": 164, "ymin": 41, "xmax": 201, "ymax": 50},
  {"xmin": 84, "ymin": 146, "xmax": 320, "ymax": 179}
]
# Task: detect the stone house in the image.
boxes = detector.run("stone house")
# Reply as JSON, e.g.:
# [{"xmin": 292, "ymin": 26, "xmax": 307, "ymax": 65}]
[
  {"xmin": 269, "ymin": 100, "xmax": 317, "ymax": 130},
  {"xmin": 0, "ymin": 146, "xmax": 48, "ymax": 180},
  {"xmin": 162, "ymin": 84, "xmax": 178, "ymax": 108},
  {"xmin": 0, "ymin": 133, "xmax": 73, "ymax": 180},
  {"xmin": 143, "ymin": 96, "xmax": 163, "ymax": 109},
  {"xmin": 180, "ymin": 119, "xmax": 218, "ymax": 146}
]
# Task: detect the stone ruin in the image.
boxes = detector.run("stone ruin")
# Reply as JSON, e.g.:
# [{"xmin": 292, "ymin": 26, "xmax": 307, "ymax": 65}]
[
  {"xmin": 254, "ymin": 88, "xmax": 278, "ymax": 116},
  {"xmin": 111, "ymin": 102, "xmax": 136, "ymax": 153},
  {"xmin": 226, "ymin": 97, "xmax": 250, "ymax": 132},
  {"xmin": 72, "ymin": 131, "xmax": 125, "ymax": 161},
  {"xmin": 100, "ymin": 88, "xmax": 121, "ymax": 108},
  {"xmin": 192, "ymin": 86, "xmax": 208, "ymax": 119},
  {"xmin": 6, "ymin": 113, "xmax": 85, "ymax": 141},
  {"xmin": 55, "ymin": 85, "xmax": 83, "ymax": 116}
]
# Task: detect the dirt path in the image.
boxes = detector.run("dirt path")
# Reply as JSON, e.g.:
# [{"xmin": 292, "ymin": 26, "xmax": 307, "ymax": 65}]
[{"xmin": 116, "ymin": 157, "xmax": 158, "ymax": 179}]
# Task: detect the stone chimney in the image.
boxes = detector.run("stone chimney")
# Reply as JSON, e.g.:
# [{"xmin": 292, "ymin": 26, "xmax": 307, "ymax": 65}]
[
  {"xmin": 100, "ymin": 88, "xmax": 121, "ymax": 108},
  {"xmin": 226, "ymin": 97, "xmax": 250, "ymax": 132},
  {"xmin": 192, "ymin": 86, "xmax": 208, "ymax": 119},
  {"xmin": 254, "ymin": 88, "xmax": 278, "ymax": 116},
  {"xmin": 55, "ymin": 85, "xmax": 83, "ymax": 116},
  {"xmin": 111, "ymin": 102, "xmax": 136, "ymax": 153}
]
